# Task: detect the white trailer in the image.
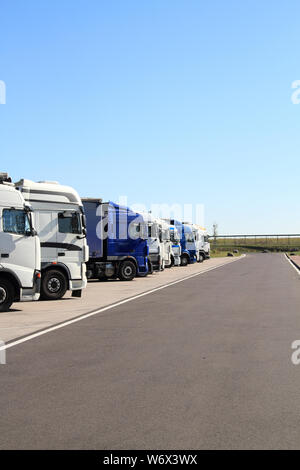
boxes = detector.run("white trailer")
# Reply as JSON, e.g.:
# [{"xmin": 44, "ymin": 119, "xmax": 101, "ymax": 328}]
[
  {"xmin": 0, "ymin": 173, "xmax": 41, "ymax": 311},
  {"xmin": 15, "ymin": 179, "xmax": 89, "ymax": 300}
]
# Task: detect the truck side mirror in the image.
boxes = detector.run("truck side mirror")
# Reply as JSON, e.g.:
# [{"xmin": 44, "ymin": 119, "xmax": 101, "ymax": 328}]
[
  {"xmin": 25, "ymin": 228, "xmax": 37, "ymax": 237},
  {"xmin": 77, "ymin": 228, "xmax": 87, "ymax": 239}
]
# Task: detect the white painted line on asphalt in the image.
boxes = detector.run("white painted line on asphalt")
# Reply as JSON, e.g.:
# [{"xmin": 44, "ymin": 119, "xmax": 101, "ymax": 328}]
[
  {"xmin": 284, "ymin": 253, "xmax": 300, "ymax": 276},
  {"xmin": 0, "ymin": 255, "xmax": 246, "ymax": 352}
]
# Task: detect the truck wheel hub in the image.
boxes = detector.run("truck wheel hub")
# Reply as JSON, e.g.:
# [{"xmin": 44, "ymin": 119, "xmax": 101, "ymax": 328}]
[
  {"xmin": 48, "ymin": 278, "xmax": 61, "ymax": 293},
  {"xmin": 0, "ymin": 287, "xmax": 7, "ymax": 304}
]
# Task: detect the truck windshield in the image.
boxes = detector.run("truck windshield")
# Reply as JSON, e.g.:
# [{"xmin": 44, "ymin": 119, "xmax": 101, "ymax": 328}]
[
  {"xmin": 148, "ymin": 224, "xmax": 159, "ymax": 238},
  {"xmin": 58, "ymin": 212, "xmax": 81, "ymax": 234},
  {"xmin": 162, "ymin": 229, "xmax": 170, "ymax": 241},
  {"xmin": 2, "ymin": 209, "xmax": 31, "ymax": 235},
  {"xmin": 170, "ymin": 232, "xmax": 179, "ymax": 243},
  {"xmin": 185, "ymin": 233, "xmax": 195, "ymax": 242}
]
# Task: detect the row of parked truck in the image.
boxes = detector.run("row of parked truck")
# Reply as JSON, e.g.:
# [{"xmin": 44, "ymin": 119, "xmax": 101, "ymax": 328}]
[{"xmin": 0, "ymin": 173, "xmax": 210, "ymax": 311}]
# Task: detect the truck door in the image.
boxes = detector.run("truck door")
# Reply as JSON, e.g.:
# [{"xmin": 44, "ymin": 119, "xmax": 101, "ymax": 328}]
[
  {"xmin": 0, "ymin": 207, "xmax": 37, "ymax": 288},
  {"xmin": 56, "ymin": 210, "xmax": 83, "ymax": 279},
  {"xmin": 36, "ymin": 210, "xmax": 58, "ymax": 264}
]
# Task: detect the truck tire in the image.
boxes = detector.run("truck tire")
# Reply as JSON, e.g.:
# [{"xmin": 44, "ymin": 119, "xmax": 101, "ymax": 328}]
[
  {"xmin": 118, "ymin": 260, "xmax": 137, "ymax": 281},
  {"xmin": 147, "ymin": 258, "xmax": 154, "ymax": 274},
  {"xmin": 198, "ymin": 253, "xmax": 205, "ymax": 263},
  {"xmin": 0, "ymin": 279, "xmax": 14, "ymax": 312},
  {"xmin": 40, "ymin": 269, "xmax": 68, "ymax": 300},
  {"xmin": 181, "ymin": 254, "xmax": 189, "ymax": 267}
]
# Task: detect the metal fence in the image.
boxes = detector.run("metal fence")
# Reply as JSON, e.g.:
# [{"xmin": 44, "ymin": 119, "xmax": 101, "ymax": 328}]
[{"xmin": 210, "ymin": 234, "xmax": 300, "ymax": 252}]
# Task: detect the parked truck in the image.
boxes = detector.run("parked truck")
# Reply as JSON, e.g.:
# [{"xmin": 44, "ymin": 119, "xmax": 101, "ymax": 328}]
[
  {"xmin": 142, "ymin": 212, "xmax": 165, "ymax": 271},
  {"xmin": 141, "ymin": 213, "xmax": 174, "ymax": 270},
  {"xmin": 15, "ymin": 179, "xmax": 89, "ymax": 300},
  {"xmin": 169, "ymin": 223, "xmax": 181, "ymax": 266},
  {"xmin": 170, "ymin": 220, "xmax": 198, "ymax": 266},
  {"xmin": 203, "ymin": 231, "xmax": 210, "ymax": 259},
  {"xmin": 82, "ymin": 199, "xmax": 149, "ymax": 281},
  {"xmin": 0, "ymin": 173, "xmax": 41, "ymax": 311},
  {"xmin": 192, "ymin": 224, "xmax": 210, "ymax": 261},
  {"xmin": 160, "ymin": 218, "xmax": 175, "ymax": 268}
]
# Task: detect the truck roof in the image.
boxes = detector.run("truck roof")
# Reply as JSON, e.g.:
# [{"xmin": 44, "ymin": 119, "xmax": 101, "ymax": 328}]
[
  {"xmin": 192, "ymin": 224, "xmax": 207, "ymax": 234},
  {"xmin": 82, "ymin": 198, "xmax": 102, "ymax": 204},
  {"xmin": 83, "ymin": 199, "xmax": 145, "ymax": 218},
  {"xmin": 139, "ymin": 212, "xmax": 164, "ymax": 225},
  {"xmin": 0, "ymin": 183, "xmax": 26, "ymax": 208},
  {"xmin": 15, "ymin": 179, "xmax": 83, "ymax": 206}
]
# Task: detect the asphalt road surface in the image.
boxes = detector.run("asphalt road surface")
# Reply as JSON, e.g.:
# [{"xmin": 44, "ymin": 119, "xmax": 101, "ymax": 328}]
[{"xmin": 1, "ymin": 253, "xmax": 300, "ymax": 450}]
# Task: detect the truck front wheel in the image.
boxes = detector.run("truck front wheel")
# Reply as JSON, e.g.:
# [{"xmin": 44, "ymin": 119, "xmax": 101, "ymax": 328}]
[
  {"xmin": 181, "ymin": 254, "xmax": 189, "ymax": 267},
  {"xmin": 118, "ymin": 260, "xmax": 137, "ymax": 281},
  {"xmin": 166, "ymin": 256, "xmax": 174, "ymax": 268},
  {"xmin": 147, "ymin": 258, "xmax": 154, "ymax": 274},
  {"xmin": 40, "ymin": 269, "xmax": 68, "ymax": 300},
  {"xmin": 0, "ymin": 280, "xmax": 14, "ymax": 312}
]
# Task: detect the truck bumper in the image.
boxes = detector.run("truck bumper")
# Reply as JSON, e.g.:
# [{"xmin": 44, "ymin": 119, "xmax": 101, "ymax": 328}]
[
  {"xmin": 20, "ymin": 271, "xmax": 41, "ymax": 302},
  {"xmin": 148, "ymin": 253, "xmax": 161, "ymax": 270},
  {"xmin": 69, "ymin": 278, "xmax": 87, "ymax": 291},
  {"xmin": 69, "ymin": 263, "xmax": 87, "ymax": 291},
  {"xmin": 174, "ymin": 255, "xmax": 181, "ymax": 266},
  {"xmin": 136, "ymin": 257, "xmax": 149, "ymax": 277},
  {"xmin": 188, "ymin": 251, "xmax": 197, "ymax": 263}
]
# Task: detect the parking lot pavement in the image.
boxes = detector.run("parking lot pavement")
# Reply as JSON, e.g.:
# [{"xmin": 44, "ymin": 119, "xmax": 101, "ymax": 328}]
[
  {"xmin": 0, "ymin": 256, "xmax": 243, "ymax": 343},
  {"xmin": 1, "ymin": 253, "xmax": 300, "ymax": 450}
]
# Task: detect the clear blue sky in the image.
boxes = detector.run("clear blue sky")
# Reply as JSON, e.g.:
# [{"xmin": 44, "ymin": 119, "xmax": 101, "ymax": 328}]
[{"xmin": 1, "ymin": 0, "xmax": 299, "ymax": 234}]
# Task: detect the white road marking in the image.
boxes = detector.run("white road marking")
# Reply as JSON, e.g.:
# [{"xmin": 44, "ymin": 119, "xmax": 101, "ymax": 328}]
[
  {"xmin": 0, "ymin": 255, "xmax": 246, "ymax": 352},
  {"xmin": 284, "ymin": 253, "xmax": 300, "ymax": 276}
]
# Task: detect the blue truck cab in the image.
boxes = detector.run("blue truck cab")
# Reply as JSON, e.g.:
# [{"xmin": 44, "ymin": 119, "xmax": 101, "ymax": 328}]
[
  {"xmin": 82, "ymin": 199, "xmax": 149, "ymax": 281},
  {"xmin": 170, "ymin": 220, "xmax": 197, "ymax": 266}
]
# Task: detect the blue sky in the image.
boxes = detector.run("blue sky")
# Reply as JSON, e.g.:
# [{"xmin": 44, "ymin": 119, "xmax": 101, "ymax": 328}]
[{"xmin": 0, "ymin": 0, "xmax": 299, "ymax": 234}]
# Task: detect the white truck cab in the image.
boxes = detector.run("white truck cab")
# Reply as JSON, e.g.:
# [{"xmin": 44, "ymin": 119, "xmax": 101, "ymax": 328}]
[
  {"xmin": 0, "ymin": 173, "xmax": 41, "ymax": 311},
  {"xmin": 160, "ymin": 218, "xmax": 175, "ymax": 268},
  {"xmin": 142, "ymin": 214, "xmax": 175, "ymax": 270},
  {"xmin": 142, "ymin": 212, "xmax": 166, "ymax": 271},
  {"xmin": 169, "ymin": 224, "xmax": 181, "ymax": 266},
  {"xmin": 200, "ymin": 227, "xmax": 210, "ymax": 259},
  {"xmin": 15, "ymin": 179, "xmax": 89, "ymax": 300},
  {"xmin": 192, "ymin": 224, "xmax": 210, "ymax": 261}
]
